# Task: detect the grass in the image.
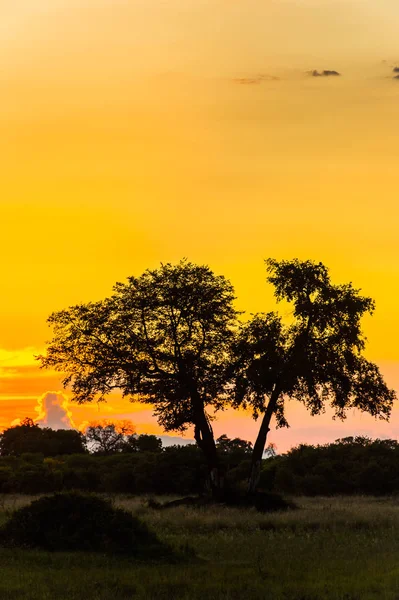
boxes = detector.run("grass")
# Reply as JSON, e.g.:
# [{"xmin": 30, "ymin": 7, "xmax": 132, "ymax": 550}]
[{"xmin": 0, "ymin": 495, "xmax": 399, "ymax": 598}]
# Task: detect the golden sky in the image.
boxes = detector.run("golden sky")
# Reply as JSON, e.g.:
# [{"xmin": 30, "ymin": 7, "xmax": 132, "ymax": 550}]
[{"xmin": 1, "ymin": 0, "xmax": 399, "ymax": 450}]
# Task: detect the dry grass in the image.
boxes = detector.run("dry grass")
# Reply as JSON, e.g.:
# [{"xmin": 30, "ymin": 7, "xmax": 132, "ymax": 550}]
[
  {"xmin": 0, "ymin": 494, "xmax": 399, "ymax": 599},
  {"xmin": 115, "ymin": 494, "xmax": 399, "ymax": 534}
]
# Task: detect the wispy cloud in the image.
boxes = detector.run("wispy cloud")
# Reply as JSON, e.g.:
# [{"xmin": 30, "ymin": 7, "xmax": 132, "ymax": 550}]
[
  {"xmin": 232, "ymin": 74, "xmax": 280, "ymax": 85},
  {"xmin": 308, "ymin": 69, "xmax": 341, "ymax": 77},
  {"xmin": 0, "ymin": 347, "xmax": 38, "ymax": 373}
]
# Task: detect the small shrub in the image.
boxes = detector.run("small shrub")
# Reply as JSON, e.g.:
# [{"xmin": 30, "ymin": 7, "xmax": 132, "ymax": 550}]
[{"xmin": 0, "ymin": 492, "xmax": 168, "ymax": 556}]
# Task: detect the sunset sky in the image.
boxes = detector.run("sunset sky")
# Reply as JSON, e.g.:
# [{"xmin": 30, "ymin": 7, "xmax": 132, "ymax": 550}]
[{"xmin": 2, "ymin": 0, "xmax": 399, "ymax": 451}]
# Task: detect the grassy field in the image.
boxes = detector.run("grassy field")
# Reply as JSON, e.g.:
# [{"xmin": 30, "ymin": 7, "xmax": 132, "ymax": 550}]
[{"xmin": 0, "ymin": 495, "xmax": 399, "ymax": 599}]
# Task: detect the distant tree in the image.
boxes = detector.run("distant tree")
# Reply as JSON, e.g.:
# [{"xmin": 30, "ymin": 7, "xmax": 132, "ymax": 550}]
[
  {"xmin": 233, "ymin": 259, "xmax": 396, "ymax": 494},
  {"xmin": 0, "ymin": 418, "xmax": 85, "ymax": 456},
  {"xmin": 216, "ymin": 434, "xmax": 252, "ymax": 455},
  {"xmin": 84, "ymin": 420, "xmax": 135, "ymax": 454},
  {"xmin": 216, "ymin": 434, "xmax": 253, "ymax": 481},
  {"xmin": 41, "ymin": 428, "xmax": 86, "ymax": 456},
  {"xmin": 264, "ymin": 442, "xmax": 277, "ymax": 458},
  {"xmin": 39, "ymin": 260, "xmax": 238, "ymax": 497},
  {"xmin": 123, "ymin": 434, "xmax": 163, "ymax": 453}
]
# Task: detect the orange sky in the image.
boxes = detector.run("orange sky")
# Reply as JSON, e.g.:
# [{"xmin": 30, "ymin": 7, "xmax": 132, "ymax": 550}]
[{"xmin": 1, "ymin": 1, "xmax": 399, "ymax": 451}]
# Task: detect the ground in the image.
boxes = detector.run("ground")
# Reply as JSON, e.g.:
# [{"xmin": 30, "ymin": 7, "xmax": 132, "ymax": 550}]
[{"xmin": 0, "ymin": 495, "xmax": 398, "ymax": 599}]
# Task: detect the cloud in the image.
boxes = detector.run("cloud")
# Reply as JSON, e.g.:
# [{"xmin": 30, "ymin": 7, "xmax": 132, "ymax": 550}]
[
  {"xmin": 34, "ymin": 391, "xmax": 76, "ymax": 430},
  {"xmin": 232, "ymin": 74, "xmax": 280, "ymax": 85},
  {"xmin": 308, "ymin": 69, "xmax": 341, "ymax": 77}
]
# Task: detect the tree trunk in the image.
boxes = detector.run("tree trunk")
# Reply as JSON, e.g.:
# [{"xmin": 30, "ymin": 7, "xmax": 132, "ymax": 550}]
[
  {"xmin": 192, "ymin": 394, "xmax": 224, "ymax": 501},
  {"xmin": 248, "ymin": 388, "xmax": 280, "ymax": 495}
]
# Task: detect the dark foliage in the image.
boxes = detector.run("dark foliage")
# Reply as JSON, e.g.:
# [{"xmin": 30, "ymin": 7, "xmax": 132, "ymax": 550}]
[
  {"xmin": 262, "ymin": 437, "xmax": 399, "ymax": 496},
  {"xmin": 0, "ymin": 419, "xmax": 85, "ymax": 457},
  {"xmin": 0, "ymin": 492, "xmax": 167, "ymax": 556},
  {"xmin": 0, "ymin": 436, "xmax": 398, "ymax": 497},
  {"xmin": 84, "ymin": 422, "xmax": 135, "ymax": 454},
  {"xmin": 0, "ymin": 436, "xmax": 254, "ymax": 495},
  {"xmin": 124, "ymin": 434, "xmax": 163, "ymax": 453}
]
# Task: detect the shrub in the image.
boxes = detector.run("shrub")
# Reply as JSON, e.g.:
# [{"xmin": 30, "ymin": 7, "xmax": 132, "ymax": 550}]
[{"xmin": 0, "ymin": 492, "xmax": 168, "ymax": 556}]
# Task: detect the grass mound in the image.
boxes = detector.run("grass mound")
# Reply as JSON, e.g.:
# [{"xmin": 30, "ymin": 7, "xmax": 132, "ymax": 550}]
[{"xmin": 0, "ymin": 492, "xmax": 168, "ymax": 556}]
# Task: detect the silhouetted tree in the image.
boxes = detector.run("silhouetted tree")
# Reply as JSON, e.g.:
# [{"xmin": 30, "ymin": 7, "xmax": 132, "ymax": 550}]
[
  {"xmin": 216, "ymin": 434, "xmax": 252, "ymax": 454},
  {"xmin": 84, "ymin": 421, "xmax": 135, "ymax": 454},
  {"xmin": 0, "ymin": 418, "xmax": 85, "ymax": 456},
  {"xmin": 123, "ymin": 434, "xmax": 163, "ymax": 453},
  {"xmin": 233, "ymin": 259, "xmax": 396, "ymax": 494},
  {"xmin": 39, "ymin": 260, "xmax": 238, "ymax": 497}
]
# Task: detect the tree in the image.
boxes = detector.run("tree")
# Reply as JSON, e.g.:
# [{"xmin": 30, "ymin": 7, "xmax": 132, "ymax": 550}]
[
  {"xmin": 123, "ymin": 434, "xmax": 163, "ymax": 453},
  {"xmin": 216, "ymin": 434, "xmax": 252, "ymax": 455},
  {"xmin": 233, "ymin": 259, "xmax": 396, "ymax": 494},
  {"xmin": 0, "ymin": 418, "xmax": 86, "ymax": 456},
  {"xmin": 84, "ymin": 420, "xmax": 135, "ymax": 454},
  {"xmin": 39, "ymin": 260, "xmax": 238, "ymax": 497}
]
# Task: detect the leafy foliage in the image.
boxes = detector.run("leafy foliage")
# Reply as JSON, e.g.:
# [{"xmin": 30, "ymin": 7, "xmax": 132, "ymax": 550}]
[
  {"xmin": 262, "ymin": 437, "xmax": 399, "ymax": 496},
  {"xmin": 0, "ymin": 436, "xmax": 397, "ymax": 497},
  {"xmin": 0, "ymin": 418, "xmax": 85, "ymax": 457},
  {"xmin": 84, "ymin": 420, "xmax": 135, "ymax": 454},
  {"xmin": 124, "ymin": 433, "xmax": 163, "ymax": 453},
  {"xmin": 235, "ymin": 258, "xmax": 395, "ymax": 424},
  {"xmin": 40, "ymin": 260, "xmax": 238, "ymax": 430}
]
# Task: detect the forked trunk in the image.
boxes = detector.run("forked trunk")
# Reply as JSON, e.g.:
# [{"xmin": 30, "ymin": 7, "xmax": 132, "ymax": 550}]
[{"xmin": 248, "ymin": 388, "xmax": 280, "ymax": 495}]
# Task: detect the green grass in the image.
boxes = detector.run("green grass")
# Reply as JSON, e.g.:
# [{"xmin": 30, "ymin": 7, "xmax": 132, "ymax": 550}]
[{"xmin": 1, "ymin": 495, "xmax": 399, "ymax": 599}]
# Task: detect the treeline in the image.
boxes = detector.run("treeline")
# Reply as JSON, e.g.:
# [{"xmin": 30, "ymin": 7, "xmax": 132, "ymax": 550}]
[
  {"xmin": 262, "ymin": 437, "xmax": 399, "ymax": 496},
  {"xmin": 0, "ymin": 447, "xmax": 207, "ymax": 495},
  {"xmin": 0, "ymin": 418, "xmax": 162, "ymax": 457},
  {"xmin": 0, "ymin": 420, "xmax": 252, "ymax": 495},
  {"xmin": 0, "ymin": 443, "xmax": 252, "ymax": 496},
  {"xmin": 1, "ymin": 421, "xmax": 399, "ymax": 496}
]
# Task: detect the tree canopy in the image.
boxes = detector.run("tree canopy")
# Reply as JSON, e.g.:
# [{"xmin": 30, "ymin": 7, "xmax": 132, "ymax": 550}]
[
  {"xmin": 84, "ymin": 420, "xmax": 135, "ymax": 454},
  {"xmin": 0, "ymin": 418, "xmax": 85, "ymax": 457},
  {"xmin": 40, "ymin": 260, "xmax": 239, "ymax": 494},
  {"xmin": 233, "ymin": 258, "xmax": 396, "ymax": 492}
]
